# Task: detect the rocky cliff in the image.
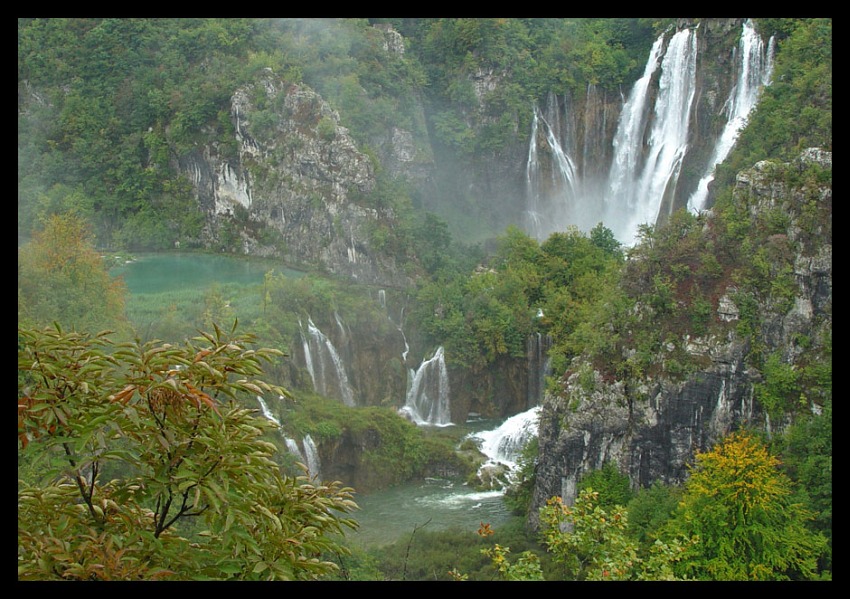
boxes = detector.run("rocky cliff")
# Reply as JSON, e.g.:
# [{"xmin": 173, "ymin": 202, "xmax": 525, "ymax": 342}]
[
  {"xmin": 175, "ymin": 68, "xmax": 413, "ymax": 288},
  {"xmin": 528, "ymin": 148, "xmax": 831, "ymax": 530}
]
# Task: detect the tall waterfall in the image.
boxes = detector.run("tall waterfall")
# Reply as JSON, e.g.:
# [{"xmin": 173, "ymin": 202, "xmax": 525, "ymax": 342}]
[
  {"xmin": 525, "ymin": 21, "xmax": 773, "ymax": 246},
  {"xmin": 300, "ymin": 317, "xmax": 356, "ymax": 407},
  {"xmin": 399, "ymin": 346, "xmax": 452, "ymax": 426},
  {"xmin": 688, "ymin": 20, "xmax": 775, "ymax": 212}
]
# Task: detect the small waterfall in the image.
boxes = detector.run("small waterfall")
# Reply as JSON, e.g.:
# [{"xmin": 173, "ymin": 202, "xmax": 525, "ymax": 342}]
[
  {"xmin": 527, "ymin": 333, "xmax": 552, "ymax": 408},
  {"xmin": 302, "ymin": 434, "xmax": 321, "ymax": 481},
  {"xmin": 256, "ymin": 395, "xmax": 280, "ymax": 426},
  {"xmin": 688, "ymin": 20, "xmax": 775, "ymax": 213},
  {"xmin": 300, "ymin": 318, "xmax": 356, "ymax": 407},
  {"xmin": 524, "ymin": 108, "xmax": 544, "ymax": 239},
  {"xmin": 399, "ymin": 346, "xmax": 452, "ymax": 426},
  {"xmin": 284, "ymin": 435, "xmax": 321, "ymax": 481},
  {"xmin": 285, "ymin": 437, "xmax": 303, "ymax": 460},
  {"xmin": 524, "ymin": 107, "xmax": 581, "ymax": 240},
  {"xmin": 469, "ymin": 406, "xmax": 541, "ymax": 473}
]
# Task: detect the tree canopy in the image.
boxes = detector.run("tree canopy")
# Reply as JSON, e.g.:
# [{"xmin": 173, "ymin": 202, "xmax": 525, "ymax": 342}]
[{"xmin": 18, "ymin": 323, "xmax": 359, "ymax": 580}]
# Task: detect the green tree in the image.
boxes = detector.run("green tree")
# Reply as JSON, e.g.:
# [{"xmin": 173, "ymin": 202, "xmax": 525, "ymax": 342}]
[
  {"xmin": 18, "ymin": 323, "xmax": 359, "ymax": 580},
  {"xmin": 18, "ymin": 212, "xmax": 127, "ymax": 332},
  {"xmin": 666, "ymin": 431, "xmax": 828, "ymax": 580},
  {"xmin": 538, "ymin": 490, "xmax": 692, "ymax": 581},
  {"xmin": 578, "ymin": 462, "xmax": 634, "ymax": 509}
]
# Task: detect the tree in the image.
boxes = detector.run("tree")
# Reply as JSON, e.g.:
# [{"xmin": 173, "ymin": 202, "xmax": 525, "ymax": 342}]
[
  {"xmin": 666, "ymin": 431, "xmax": 828, "ymax": 580},
  {"xmin": 18, "ymin": 212, "xmax": 127, "ymax": 332},
  {"xmin": 537, "ymin": 490, "xmax": 692, "ymax": 581},
  {"xmin": 18, "ymin": 323, "xmax": 359, "ymax": 580}
]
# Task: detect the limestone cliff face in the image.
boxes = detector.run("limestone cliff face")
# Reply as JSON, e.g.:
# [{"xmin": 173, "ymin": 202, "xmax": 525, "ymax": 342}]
[
  {"xmin": 176, "ymin": 70, "xmax": 411, "ymax": 288},
  {"xmin": 528, "ymin": 149, "xmax": 832, "ymax": 530}
]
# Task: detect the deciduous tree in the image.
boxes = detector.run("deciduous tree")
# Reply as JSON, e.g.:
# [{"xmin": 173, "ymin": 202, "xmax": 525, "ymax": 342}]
[
  {"xmin": 666, "ymin": 431, "xmax": 828, "ymax": 580},
  {"xmin": 18, "ymin": 323, "xmax": 359, "ymax": 580}
]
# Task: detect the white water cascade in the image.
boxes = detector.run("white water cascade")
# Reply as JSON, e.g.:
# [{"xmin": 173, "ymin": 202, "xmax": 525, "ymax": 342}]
[
  {"xmin": 469, "ymin": 406, "xmax": 541, "ymax": 474},
  {"xmin": 687, "ymin": 20, "xmax": 775, "ymax": 212},
  {"xmin": 302, "ymin": 434, "xmax": 321, "ymax": 481},
  {"xmin": 256, "ymin": 395, "xmax": 281, "ymax": 426},
  {"xmin": 285, "ymin": 435, "xmax": 322, "ymax": 481},
  {"xmin": 399, "ymin": 346, "xmax": 452, "ymax": 427},
  {"xmin": 525, "ymin": 22, "xmax": 773, "ymax": 246},
  {"xmin": 300, "ymin": 317, "xmax": 356, "ymax": 407}
]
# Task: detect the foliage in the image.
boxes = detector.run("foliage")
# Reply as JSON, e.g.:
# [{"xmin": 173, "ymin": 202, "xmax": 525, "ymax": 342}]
[
  {"xmin": 18, "ymin": 323, "xmax": 359, "ymax": 580},
  {"xmin": 664, "ymin": 431, "xmax": 828, "ymax": 580},
  {"xmin": 625, "ymin": 482, "xmax": 683, "ymax": 546},
  {"xmin": 772, "ymin": 400, "xmax": 832, "ymax": 572},
  {"xmin": 578, "ymin": 462, "xmax": 634, "ymax": 509},
  {"xmin": 18, "ymin": 212, "xmax": 127, "ymax": 333},
  {"xmin": 537, "ymin": 490, "xmax": 692, "ymax": 580}
]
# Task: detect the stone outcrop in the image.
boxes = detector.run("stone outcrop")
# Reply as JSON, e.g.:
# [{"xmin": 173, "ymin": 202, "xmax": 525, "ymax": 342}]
[{"xmin": 176, "ymin": 69, "xmax": 412, "ymax": 288}]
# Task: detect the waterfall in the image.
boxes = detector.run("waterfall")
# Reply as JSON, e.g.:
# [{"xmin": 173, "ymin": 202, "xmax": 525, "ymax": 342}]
[
  {"xmin": 527, "ymin": 333, "xmax": 552, "ymax": 408},
  {"xmin": 300, "ymin": 317, "xmax": 356, "ymax": 407},
  {"xmin": 399, "ymin": 346, "xmax": 452, "ymax": 426},
  {"xmin": 688, "ymin": 20, "xmax": 775, "ymax": 213},
  {"xmin": 605, "ymin": 35, "xmax": 665, "ymax": 224},
  {"xmin": 524, "ymin": 108, "xmax": 544, "ymax": 239},
  {"xmin": 285, "ymin": 437, "xmax": 303, "ymax": 460},
  {"xmin": 524, "ymin": 106, "xmax": 581, "ymax": 240},
  {"xmin": 469, "ymin": 406, "xmax": 541, "ymax": 473},
  {"xmin": 525, "ymin": 22, "xmax": 771, "ymax": 246},
  {"xmin": 620, "ymin": 27, "xmax": 698, "ymax": 243},
  {"xmin": 256, "ymin": 395, "xmax": 280, "ymax": 426},
  {"xmin": 285, "ymin": 435, "xmax": 321, "ymax": 481},
  {"xmin": 302, "ymin": 434, "xmax": 321, "ymax": 481}
]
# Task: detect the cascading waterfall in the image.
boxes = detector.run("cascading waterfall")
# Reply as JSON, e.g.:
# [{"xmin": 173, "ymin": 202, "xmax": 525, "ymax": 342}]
[
  {"xmin": 604, "ymin": 35, "xmax": 665, "ymax": 225},
  {"xmin": 613, "ymin": 26, "xmax": 699, "ymax": 244},
  {"xmin": 300, "ymin": 317, "xmax": 356, "ymax": 407},
  {"xmin": 687, "ymin": 20, "xmax": 775, "ymax": 212},
  {"xmin": 302, "ymin": 434, "xmax": 321, "ymax": 481},
  {"xmin": 256, "ymin": 395, "xmax": 280, "ymax": 426},
  {"xmin": 525, "ymin": 21, "xmax": 773, "ymax": 246},
  {"xmin": 469, "ymin": 406, "xmax": 541, "ymax": 474},
  {"xmin": 284, "ymin": 435, "xmax": 321, "ymax": 480},
  {"xmin": 399, "ymin": 346, "xmax": 452, "ymax": 426}
]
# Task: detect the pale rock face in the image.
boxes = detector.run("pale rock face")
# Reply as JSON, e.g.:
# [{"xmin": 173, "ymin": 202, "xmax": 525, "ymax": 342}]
[{"xmin": 177, "ymin": 69, "xmax": 411, "ymax": 288}]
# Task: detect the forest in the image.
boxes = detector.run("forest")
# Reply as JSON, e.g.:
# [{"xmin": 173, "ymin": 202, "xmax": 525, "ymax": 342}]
[{"xmin": 18, "ymin": 18, "xmax": 831, "ymax": 581}]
